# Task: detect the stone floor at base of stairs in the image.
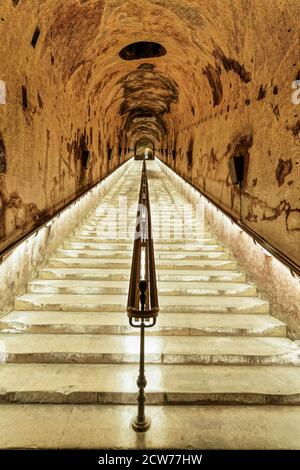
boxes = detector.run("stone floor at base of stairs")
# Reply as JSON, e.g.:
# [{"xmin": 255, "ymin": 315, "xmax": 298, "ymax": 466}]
[{"xmin": 0, "ymin": 404, "xmax": 300, "ymax": 449}]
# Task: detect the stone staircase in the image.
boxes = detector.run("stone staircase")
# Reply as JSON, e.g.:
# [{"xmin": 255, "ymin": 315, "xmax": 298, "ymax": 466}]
[{"xmin": 0, "ymin": 159, "xmax": 300, "ymax": 406}]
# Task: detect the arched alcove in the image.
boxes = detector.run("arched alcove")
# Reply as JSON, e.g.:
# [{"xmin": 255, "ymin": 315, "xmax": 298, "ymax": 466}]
[{"xmin": 0, "ymin": 132, "xmax": 6, "ymax": 173}]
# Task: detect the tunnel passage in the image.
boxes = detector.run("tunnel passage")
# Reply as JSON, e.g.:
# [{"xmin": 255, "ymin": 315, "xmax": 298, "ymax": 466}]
[
  {"xmin": 0, "ymin": 0, "xmax": 299, "ymax": 271},
  {"xmin": 119, "ymin": 41, "xmax": 167, "ymax": 61},
  {"xmin": 135, "ymin": 138, "xmax": 155, "ymax": 160},
  {"xmin": 1, "ymin": 1, "xmax": 300, "ymax": 449}
]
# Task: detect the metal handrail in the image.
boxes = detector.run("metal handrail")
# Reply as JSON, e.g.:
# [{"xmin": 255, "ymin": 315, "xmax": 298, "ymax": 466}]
[
  {"xmin": 0, "ymin": 157, "xmax": 132, "ymax": 264},
  {"xmin": 127, "ymin": 158, "xmax": 159, "ymax": 322},
  {"xmin": 159, "ymin": 157, "xmax": 300, "ymax": 278},
  {"xmin": 127, "ymin": 157, "xmax": 159, "ymax": 433}
]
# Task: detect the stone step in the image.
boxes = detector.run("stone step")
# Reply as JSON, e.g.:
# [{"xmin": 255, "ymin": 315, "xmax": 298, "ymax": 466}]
[
  {"xmin": 88, "ymin": 216, "xmax": 198, "ymax": 223},
  {"xmin": 85, "ymin": 227, "xmax": 212, "ymax": 235},
  {"xmin": 69, "ymin": 235, "xmax": 219, "ymax": 244},
  {"xmin": 57, "ymin": 249, "xmax": 132, "ymax": 259},
  {"xmin": 64, "ymin": 241, "xmax": 223, "ymax": 252},
  {"xmin": 39, "ymin": 267, "xmax": 246, "ymax": 282},
  {"xmin": 95, "ymin": 200, "xmax": 179, "ymax": 204},
  {"xmin": 1, "ymin": 363, "xmax": 300, "ymax": 404},
  {"xmin": 85, "ymin": 215, "xmax": 199, "ymax": 223},
  {"xmin": 65, "ymin": 241, "xmax": 135, "ymax": 251},
  {"xmin": 27, "ymin": 279, "xmax": 256, "ymax": 296},
  {"xmin": 0, "ymin": 334, "xmax": 298, "ymax": 365},
  {"xmin": 55, "ymin": 248, "xmax": 230, "ymax": 261},
  {"xmin": 87, "ymin": 224, "xmax": 199, "ymax": 232},
  {"xmin": 114, "ymin": 219, "xmax": 208, "ymax": 227},
  {"xmin": 92, "ymin": 207, "xmax": 196, "ymax": 214},
  {"xmin": 79, "ymin": 221, "xmax": 206, "ymax": 229},
  {"xmin": 47, "ymin": 257, "xmax": 238, "ymax": 270},
  {"xmin": 87, "ymin": 225, "xmax": 204, "ymax": 232},
  {"xmin": 94, "ymin": 198, "xmax": 194, "ymax": 203},
  {"xmin": 15, "ymin": 293, "xmax": 269, "ymax": 314},
  {"xmin": 0, "ymin": 311, "xmax": 285, "ymax": 336}
]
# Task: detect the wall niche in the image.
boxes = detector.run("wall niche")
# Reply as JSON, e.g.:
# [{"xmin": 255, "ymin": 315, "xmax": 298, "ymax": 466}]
[{"xmin": 0, "ymin": 133, "xmax": 7, "ymax": 173}]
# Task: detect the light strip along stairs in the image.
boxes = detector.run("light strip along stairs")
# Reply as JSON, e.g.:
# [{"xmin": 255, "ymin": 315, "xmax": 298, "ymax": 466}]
[{"xmin": 0, "ymin": 160, "xmax": 300, "ymax": 405}]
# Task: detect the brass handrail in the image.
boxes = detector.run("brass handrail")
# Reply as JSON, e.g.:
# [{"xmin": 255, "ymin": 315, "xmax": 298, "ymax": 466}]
[
  {"xmin": 126, "ymin": 157, "xmax": 159, "ymax": 433},
  {"xmin": 127, "ymin": 158, "xmax": 159, "ymax": 322}
]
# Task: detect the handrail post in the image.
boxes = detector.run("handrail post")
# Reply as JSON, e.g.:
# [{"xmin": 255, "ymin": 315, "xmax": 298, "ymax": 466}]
[{"xmin": 132, "ymin": 280, "xmax": 151, "ymax": 432}]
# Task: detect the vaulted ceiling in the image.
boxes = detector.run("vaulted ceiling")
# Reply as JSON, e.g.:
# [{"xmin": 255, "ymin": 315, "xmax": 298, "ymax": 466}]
[{"xmin": 9, "ymin": 0, "xmax": 293, "ymax": 149}]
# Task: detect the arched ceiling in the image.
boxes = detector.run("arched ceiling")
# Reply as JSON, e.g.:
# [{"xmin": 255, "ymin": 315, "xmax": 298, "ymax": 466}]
[
  {"xmin": 28, "ymin": 0, "xmax": 264, "ymax": 148},
  {"xmin": 3, "ymin": 0, "xmax": 298, "ymax": 154}
]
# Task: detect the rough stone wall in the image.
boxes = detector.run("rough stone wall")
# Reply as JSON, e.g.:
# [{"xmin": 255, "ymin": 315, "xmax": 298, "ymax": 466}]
[
  {"xmin": 160, "ymin": 0, "xmax": 300, "ymax": 267},
  {"xmin": 0, "ymin": 0, "xmax": 299, "ymax": 267},
  {"xmin": 0, "ymin": 0, "xmax": 129, "ymax": 254}
]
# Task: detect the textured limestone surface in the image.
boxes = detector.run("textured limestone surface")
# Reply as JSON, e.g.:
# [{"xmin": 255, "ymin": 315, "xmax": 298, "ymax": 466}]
[
  {"xmin": 0, "ymin": 0, "xmax": 299, "ymax": 268},
  {"xmin": 0, "ymin": 404, "xmax": 300, "ymax": 449}
]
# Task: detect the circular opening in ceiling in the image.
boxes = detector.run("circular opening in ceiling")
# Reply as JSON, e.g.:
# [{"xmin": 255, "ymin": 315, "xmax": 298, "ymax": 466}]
[{"xmin": 119, "ymin": 41, "xmax": 166, "ymax": 61}]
